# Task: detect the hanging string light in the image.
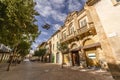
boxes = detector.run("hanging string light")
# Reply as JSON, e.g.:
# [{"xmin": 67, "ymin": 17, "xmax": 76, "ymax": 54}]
[{"xmin": 39, "ymin": 14, "xmax": 50, "ymax": 30}]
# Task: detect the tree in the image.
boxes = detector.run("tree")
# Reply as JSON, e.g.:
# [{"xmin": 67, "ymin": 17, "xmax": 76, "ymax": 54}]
[
  {"xmin": 17, "ymin": 41, "xmax": 31, "ymax": 59},
  {"xmin": 0, "ymin": 0, "xmax": 40, "ymax": 71},
  {"xmin": 34, "ymin": 48, "xmax": 46, "ymax": 62},
  {"xmin": 57, "ymin": 43, "xmax": 69, "ymax": 68}
]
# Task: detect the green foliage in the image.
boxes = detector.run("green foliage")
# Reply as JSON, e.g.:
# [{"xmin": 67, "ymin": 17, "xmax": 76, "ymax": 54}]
[
  {"xmin": 52, "ymin": 55, "xmax": 54, "ymax": 63},
  {"xmin": 34, "ymin": 48, "xmax": 46, "ymax": 57},
  {"xmin": 0, "ymin": 0, "xmax": 40, "ymax": 49},
  {"xmin": 57, "ymin": 43, "xmax": 68, "ymax": 52},
  {"xmin": 0, "ymin": 0, "xmax": 40, "ymax": 71},
  {"xmin": 17, "ymin": 41, "xmax": 30, "ymax": 57}
]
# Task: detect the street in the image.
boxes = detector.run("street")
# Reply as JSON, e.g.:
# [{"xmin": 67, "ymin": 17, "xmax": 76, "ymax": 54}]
[{"xmin": 0, "ymin": 62, "xmax": 114, "ymax": 80}]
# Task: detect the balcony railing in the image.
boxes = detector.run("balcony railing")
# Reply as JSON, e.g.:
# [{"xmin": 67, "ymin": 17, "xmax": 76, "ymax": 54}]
[{"xmin": 60, "ymin": 22, "xmax": 96, "ymax": 43}]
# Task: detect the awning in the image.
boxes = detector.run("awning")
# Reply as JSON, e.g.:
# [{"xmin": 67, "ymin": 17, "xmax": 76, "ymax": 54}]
[
  {"xmin": 83, "ymin": 42, "xmax": 101, "ymax": 49},
  {"xmin": 0, "ymin": 44, "xmax": 11, "ymax": 53}
]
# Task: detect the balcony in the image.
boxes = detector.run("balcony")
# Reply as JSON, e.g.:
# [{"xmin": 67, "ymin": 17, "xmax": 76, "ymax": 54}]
[{"xmin": 60, "ymin": 22, "xmax": 96, "ymax": 43}]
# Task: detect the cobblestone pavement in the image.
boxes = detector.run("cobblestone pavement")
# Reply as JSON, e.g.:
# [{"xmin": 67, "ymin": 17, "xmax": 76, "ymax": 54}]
[{"xmin": 0, "ymin": 62, "xmax": 114, "ymax": 80}]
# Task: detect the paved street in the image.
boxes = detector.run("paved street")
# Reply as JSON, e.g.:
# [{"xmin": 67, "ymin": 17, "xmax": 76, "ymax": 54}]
[{"xmin": 0, "ymin": 62, "xmax": 114, "ymax": 80}]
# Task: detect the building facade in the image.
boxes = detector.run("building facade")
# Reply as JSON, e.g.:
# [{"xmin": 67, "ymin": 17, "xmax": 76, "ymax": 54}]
[
  {"xmin": 86, "ymin": 0, "xmax": 120, "ymax": 79},
  {"xmin": 48, "ymin": 9, "xmax": 104, "ymax": 68},
  {"xmin": 59, "ymin": 9, "xmax": 103, "ymax": 67},
  {"xmin": 50, "ymin": 30, "xmax": 62, "ymax": 64},
  {"xmin": 45, "ymin": 0, "xmax": 120, "ymax": 79}
]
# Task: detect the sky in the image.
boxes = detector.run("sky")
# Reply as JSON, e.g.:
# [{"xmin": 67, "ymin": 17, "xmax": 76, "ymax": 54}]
[{"xmin": 31, "ymin": 0, "xmax": 86, "ymax": 50}]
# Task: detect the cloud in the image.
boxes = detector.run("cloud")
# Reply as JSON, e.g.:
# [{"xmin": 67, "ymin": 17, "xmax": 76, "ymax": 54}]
[
  {"xmin": 31, "ymin": 43, "xmax": 38, "ymax": 49},
  {"xmin": 32, "ymin": 0, "xmax": 85, "ymax": 50},
  {"xmin": 53, "ymin": 24, "xmax": 61, "ymax": 31},
  {"xmin": 68, "ymin": 0, "xmax": 84, "ymax": 12},
  {"xmin": 35, "ymin": 0, "xmax": 67, "ymax": 22},
  {"xmin": 43, "ymin": 38, "xmax": 47, "ymax": 41},
  {"xmin": 52, "ymin": 0, "xmax": 65, "ymax": 4},
  {"xmin": 35, "ymin": 39, "xmax": 42, "ymax": 43},
  {"xmin": 52, "ymin": 13, "xmax": 67, "ymax": 22},
  {"xmin": 41, "ymin": 31, "xmax": 48, "ymax": 35}
]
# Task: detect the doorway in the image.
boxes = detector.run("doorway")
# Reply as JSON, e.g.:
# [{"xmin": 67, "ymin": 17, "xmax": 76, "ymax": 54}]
[
  {"xmin": 71, "ymin": 52, "xmax": 80, "ymax": 66},
  {"xmin": 56, "ymin": 53, "xmax": 60, "ymax": 63},
  {"xmin": 85, "ymin": 48, "xmax": 100, "ymax": 67}
]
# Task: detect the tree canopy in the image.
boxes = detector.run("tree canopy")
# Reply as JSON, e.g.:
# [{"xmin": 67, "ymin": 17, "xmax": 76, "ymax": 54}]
[
  {"xmin": 17, "ymin": 41, "xmax": 31, "ymax": 57},
  {"xmin": 0, "ymin": 0, "xmax": 40, "ymax": 50},
  {"xmin": 34, "ymin": 48, "xmax": 46, "ymax": 57}
]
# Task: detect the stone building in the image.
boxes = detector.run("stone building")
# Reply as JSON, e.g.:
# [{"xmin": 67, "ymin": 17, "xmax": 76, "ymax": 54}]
[
  {"xmin": 85, "ymin": 0, "xmax": 120, "ymax": 79},
  {"xmin": 59, "ymin": 9, "xmax": 103, "ymax": 68},
  {"xmin": 47, "ymin": 9, "xmax": 104, "ymax": 68},
  {"xmin": 49, "ymin": 30, "xmax": 62, "ymax": 64},
  {"xmin": 45, "ymin": 0, "xmax": 120, "ymax": 79}
]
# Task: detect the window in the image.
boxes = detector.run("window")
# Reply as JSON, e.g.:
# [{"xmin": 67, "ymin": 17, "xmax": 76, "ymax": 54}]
[
  {"xmin": 62, "ymin": 31, "xmax": 66, "ymax": 39},
  {"xmin": 53, "ymin": 44, "xmax": 54, "ymax": 50},
  {"xmin": 56, "ymin": 42, "xmax": 59, "ymax": 49},
  {"xmin": 80, "ymin": 19, "xmax": 87, "ymax": 27},
  {"xmin": 111, "ymin": 0, "xmax": 120, "ymax": 5},
  {"xmin": 70, "ymin": 26, "xmax": 74, "ymax": 34}
]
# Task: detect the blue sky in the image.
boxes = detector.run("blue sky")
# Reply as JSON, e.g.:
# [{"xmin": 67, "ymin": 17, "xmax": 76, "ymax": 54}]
[{"xmin": 31, "ymin": 0, "xmax": 85, "ymax": 50}]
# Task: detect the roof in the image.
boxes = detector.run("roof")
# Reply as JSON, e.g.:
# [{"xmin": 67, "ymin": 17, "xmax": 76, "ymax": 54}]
[
  {"xmin": 37, "ymin": 42, "xmax": 47, "ymax": 48},
  {"xmin": 0, "ymin": 44, "xmax": 11, "ymax": 53}
]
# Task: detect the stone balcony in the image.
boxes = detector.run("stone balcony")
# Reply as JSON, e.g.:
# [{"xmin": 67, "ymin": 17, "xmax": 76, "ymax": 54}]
[{"xmin": 60, "ymin": 22, "xmax": 96, "ymax": 43}]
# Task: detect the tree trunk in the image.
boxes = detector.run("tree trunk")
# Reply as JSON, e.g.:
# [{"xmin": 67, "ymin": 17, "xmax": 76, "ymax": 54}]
[
  {"xmin": 6, "ymin": 54, "xmax": 13, "ymax": 71},
  {"xmin": 61, "ymin": 54, "xmax": 64, "ymax": 69},
  {"xmin": 41, "ymin": 56, "xmax": 43, "ymax": 62},
  {"xmin": 6, "ymin": 51, "xmax": 16, "ymax": 71},
  {"xmin": 14, "ymin": 55, "xmax": 19, "ymax": 66}
]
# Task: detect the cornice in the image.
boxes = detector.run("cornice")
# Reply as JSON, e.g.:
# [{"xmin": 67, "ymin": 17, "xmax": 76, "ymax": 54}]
[{"xmin": 86, "ymin": 0, "xmax": 100, "ymax": 6}]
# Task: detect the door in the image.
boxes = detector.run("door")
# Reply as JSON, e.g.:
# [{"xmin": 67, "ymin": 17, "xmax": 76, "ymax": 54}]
[
  {"xmin": 85, "ymin": 48, "xmax": 100, "ymax": 67},
  {"xmin": 56, "ymin": 53, "xmax": 59, "ymax": 63},
  {"xmin": 72, "ymin": 52, "xmax": 80, "ymax": 66}
]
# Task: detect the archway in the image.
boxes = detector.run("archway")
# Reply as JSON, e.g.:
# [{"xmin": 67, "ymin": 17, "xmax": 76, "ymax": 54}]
[{"xmin": 70, "ymin": 43, "xmax": 80, "ymax": 66}]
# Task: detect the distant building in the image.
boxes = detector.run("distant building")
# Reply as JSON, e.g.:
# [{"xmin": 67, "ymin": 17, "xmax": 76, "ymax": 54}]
[{"xmin": 0, "ymin": 44, "xmax": 11, "ymax": 63}]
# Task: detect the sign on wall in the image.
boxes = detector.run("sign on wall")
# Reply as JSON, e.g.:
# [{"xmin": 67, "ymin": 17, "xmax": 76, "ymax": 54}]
[{"xmin": 88, "ymin": 53, "xmax": 96, "ymax": 59}]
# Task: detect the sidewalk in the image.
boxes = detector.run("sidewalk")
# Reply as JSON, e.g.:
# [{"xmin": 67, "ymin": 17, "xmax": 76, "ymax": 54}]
[
  {"xmin": 0, "ymin": 62, "xmax": 115, "ymax": 80},
  {"xmin": 0, "ymin": 63, "xmax": 8, "ymax": 71},
  {"xmin": 69, "ymin": 66, "xmax": 114, "ymax": 80},
  {"xmin": 0, "ymin": 63, "xmax": 17, "ymax": 71},
  {"xmin": 0, "ymin": 63, "xmax": 8, "ymax": 68}
]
